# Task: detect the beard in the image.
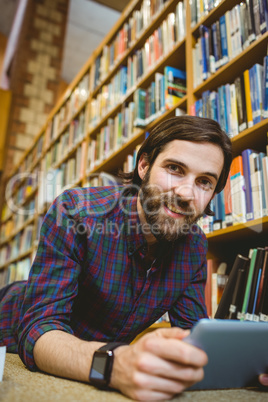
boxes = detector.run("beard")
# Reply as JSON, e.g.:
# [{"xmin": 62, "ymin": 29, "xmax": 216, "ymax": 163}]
[{"xmin": 139, "ymin": 171, "xmax": 203, "ymax": 242}]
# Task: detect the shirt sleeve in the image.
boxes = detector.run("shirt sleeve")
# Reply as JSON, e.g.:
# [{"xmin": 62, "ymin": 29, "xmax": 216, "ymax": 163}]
[
  {"xmin": 169, "ymin": 236, "xmax": 209, "ymax": 329},
  {"xmin": 17, "ymin": 190, "xmax": 85, "ymax": 371}
]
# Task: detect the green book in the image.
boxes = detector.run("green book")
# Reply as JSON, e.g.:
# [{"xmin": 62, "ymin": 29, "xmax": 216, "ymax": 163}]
[{"xmin": 240, "ymin": 249, "xmax": 257, "ymax": 321}]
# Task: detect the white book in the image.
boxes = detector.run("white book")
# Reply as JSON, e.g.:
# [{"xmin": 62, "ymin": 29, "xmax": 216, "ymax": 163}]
[
  {"xmin": 249, "ymin": 153, "xmax": 263, "ymax": 219},
  {"xmin": 261, "ymin": 156, "xmax": 268, "ymax": 214},
  {"xmin": 230, "ymin": 172, "xmax": 246, "ymax": 223},
  {"xmin": 0, "ymin": 346, "xmax": 6, "ymax": 381}
]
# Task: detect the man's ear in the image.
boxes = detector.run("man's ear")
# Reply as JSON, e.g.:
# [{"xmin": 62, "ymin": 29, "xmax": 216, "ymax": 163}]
[{"xmin": 138, "ymin": 153, "xmax": 149, "ymax": 180}]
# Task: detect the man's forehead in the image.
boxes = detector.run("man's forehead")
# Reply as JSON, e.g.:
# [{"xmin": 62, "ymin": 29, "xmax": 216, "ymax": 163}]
[{"xmin": 158, "ymin": 139, "xmax": 222, "ymax": 157}]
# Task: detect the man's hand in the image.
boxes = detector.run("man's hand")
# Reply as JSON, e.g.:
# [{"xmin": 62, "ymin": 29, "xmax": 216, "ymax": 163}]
[
  {"xmin": 259, "ymin": 374, "xmax": 268, "ymax": 387},
  {"xmin": 110, "ymin": 327, "xmax": 208, "ymax": 401}
]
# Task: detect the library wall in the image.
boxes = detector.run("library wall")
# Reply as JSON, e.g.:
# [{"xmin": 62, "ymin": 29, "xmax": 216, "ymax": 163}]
[{"xmin": 4, "ymin": 0, "xmax": 70, "ymax": 176}]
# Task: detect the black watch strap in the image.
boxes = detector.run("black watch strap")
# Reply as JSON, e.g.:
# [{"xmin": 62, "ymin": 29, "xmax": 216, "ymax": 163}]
[{"xmin": 98, "ymin": 342, "xmax": 126, "ymax": 352}]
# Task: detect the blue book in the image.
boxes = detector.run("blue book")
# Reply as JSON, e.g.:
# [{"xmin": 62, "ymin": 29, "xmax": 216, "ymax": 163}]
[
  {"xmin": 202, "ymin": 90, "xmax": 210, "ymax": 118},
  {"xmin": 212, "ymin": 191, "xmax": 225, "ymax": 231},
  {"xmin": 242, "ymin": 148, "xmax": 254, "ymax": 221},
  {"xmin": 218, "ymin": 85, "xmax": 227, "ymax": 133},
  {"xmin": 210, "ymin": 91, "xmax": 218, "ymax": 122},
  {"xmin": 264, "ymin": 0, "xmax": 268, "ymax": 31},
  {"xmin": 199, "ymin": 25, "xmax": 210, "ymax": 80},
  {"xmin": 195, "ymin": 98, "xmax": 203, "ymax": 117},
  {"xmin": 225, "ymin": 83, "xmax": 231, "ymax": 135},
  {"xmin": 249, "ymin": 66, "xmax": 257, "ymax": 125},
  {"xmin": 211, "ymin": 22, "xmax": 220, "ymax": 70},
  {"xmin": 219, "ymin": 14, "xmax": 229, "ymax": 66},
  {"xmin": 259, "ymin": 0, "xmax": 268, "ymax": 33},
  {"xmin": 262, "ymin": 55, "xmax": 268, "ymax": 119},
  {"xmin": 252, "ymin": 64, "xmax": 263, "ymax": 124}
]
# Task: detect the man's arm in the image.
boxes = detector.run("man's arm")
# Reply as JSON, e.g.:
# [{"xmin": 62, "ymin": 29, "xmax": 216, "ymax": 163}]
[{"xmin": 34, "ymin": 327, "xmax": 208, "ymax": 401}]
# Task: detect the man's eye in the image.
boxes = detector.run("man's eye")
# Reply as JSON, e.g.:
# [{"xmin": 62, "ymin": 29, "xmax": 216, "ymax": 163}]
[
  {"xmin": 198, "ymin": 178, "xmax": 213, "ymax": 190},
  {"xmin": 168, "ymin": 164, "xmax": 181, "ymax": 173}
]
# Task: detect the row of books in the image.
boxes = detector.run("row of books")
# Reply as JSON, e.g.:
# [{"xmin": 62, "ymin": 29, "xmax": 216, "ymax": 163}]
[
  {"xmin": 22, "ymin": 134, "xmax": 44, "ymax": 173},
  {"xmin": 88, "ymin": 67, "xmax": 128, "ymax": 129},
  {"xmin": 134, "ymin": 66, "xmax": 186, "ymax": 127},
  {"xmin": 126, "ymin": 12, "xmax": 185, "ymax": 87},
  {"xmin": 193, "ymin": 1, "xmax": 268, "ymax": 86},
  {"xmin": 38, "ymin": 143, "xmax": 86, "ymax": 210},
  {"xmin": 104, "ymin": 7, "xmax": 185, "ymax": 90},
  {"xmin": 88, "ymin": 7, "xmax": 186, "ymax": 131},
  {"xmin": 45, "ymin": 75, "xmax": 89, "ymax": 146},
  {"xmin": 87, "ymin": 104, "xmax": 137, "ymax": 171},
  {"xmin": 215, "ymin": 249, "xmax": 268, "ymax": 322},
  {"xmin": 199, "ymin": 146, "xmax": 268, "ymax": 233},
  {"xmin": 0, "ymin": 199, "xmax": 36, "ymax": 243},
  {"xmin": 190, "ymin": 0, "xmax": 221, "ymax": 27},
  {"xmin": 0, "ymin": 225, "xmax": 33, "ymax": 267},
  {"xmin": 92, "ymin": 0, "xmax": 183, "ymax": 88},
  {"xmin": 192, "ymin": 58, "xmax": 268, "ymax": 137},
  {"xmin": 0, "ymin": 257, "xmax": 31, "ymax": 289},
  {"xmin": 45, "ymin": 113, "xmax": 86, "ymax": 171}
]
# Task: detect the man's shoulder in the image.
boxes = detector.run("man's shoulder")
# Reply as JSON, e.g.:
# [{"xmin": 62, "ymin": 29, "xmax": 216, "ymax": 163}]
[
  {"xmin": 62, "ymin": 186, "xmax": 125, "ymax": 218},
  {"xmin": 187, "ymin": 224, "xmax": 208, "ymax": 250}
]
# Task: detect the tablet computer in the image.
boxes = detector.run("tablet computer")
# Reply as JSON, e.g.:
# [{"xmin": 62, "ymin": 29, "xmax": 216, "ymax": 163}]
[{"xmin": 184, "ymin": 319, "xmax": 268, "ymax": 390}]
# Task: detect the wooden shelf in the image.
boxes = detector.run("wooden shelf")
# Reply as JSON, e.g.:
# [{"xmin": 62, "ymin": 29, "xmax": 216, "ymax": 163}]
[{"xmin": 207, "ymin": 216, "xmax": 268, "ymax": 243}]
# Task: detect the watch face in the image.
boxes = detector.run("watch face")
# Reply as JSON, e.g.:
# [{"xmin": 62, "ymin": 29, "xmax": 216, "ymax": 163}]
[{"xmin": 90, "ymin": 354, "xmax": 108, "ymax": 380}]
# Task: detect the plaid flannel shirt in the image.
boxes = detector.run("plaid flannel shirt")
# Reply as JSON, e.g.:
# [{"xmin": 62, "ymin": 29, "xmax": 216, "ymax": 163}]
[{"xmin": 0, "ymin": 186, "xmax": 208, "ymax": 370}]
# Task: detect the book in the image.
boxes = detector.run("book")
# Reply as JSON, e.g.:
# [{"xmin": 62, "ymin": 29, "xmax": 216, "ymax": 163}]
[
  {"xmin": 228, "ymin": 262, "xmax": 249, "ymax": 320},
  {"xmin": 205, "ymin": 258, "xmax": 221, "ymax": 318},
  {"xmin": 215, "ymin": 254, "xmax": 249, "ymax": 319},
  {"xmin": 243, "ymin": 69, "xmax": 253, "ymax": 128},
  {"xmin": 164, "ymin": 66, "xmax": 186, "ymax": 109},
  {"xmin": 257, "ymin": 249, "xmax": 268, "ymax": 320},
  {"xmin": 0, "ymin": 346, "xmax": 6, "ymax": 382},
  {"xmin": 262, "ymin": 55, "xmax": 268, "ymax": 118},
  {"xmin": 234, "ymin": 75, "xmax": 247, "ymax": 132},
  {"xmin": 199, "ymin": 25, "xmax": 210, "ymax": 80},
  {"xmin": 210, "ymin": 262, "xmax": 228, "ymax": 318},
  {"xmin": 261, "ymin": 155, "xmax": 268, "ymax": 212},
  {"xmin": 250, "ymin": 151, "xmax": 263, "ymax": 219},
  {"xmin": 240, "ymin": 248, "xmax": 258, "ymax": 320},
  {"xmin": 241, "ymin": 149, "xmax": 254, "ymax": 221},
  {"xmin": 246, "ymin": 248, "xmax": 265, "ymax": 319},
  {"xmin": 219, "ymin": 14, "xmax": 229, "ymax": 66},
  {"xmin": 230, "ymin": 155, "xmax": 247, "ymax": 224}
]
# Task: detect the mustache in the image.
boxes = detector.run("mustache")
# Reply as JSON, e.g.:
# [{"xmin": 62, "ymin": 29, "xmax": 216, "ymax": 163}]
[
  {"xmin": 144, "ymin": 192, "xmax": 195, "ymax": 216},
  {"xmin": 163, "ymin": 195, "xmax": 195, "ymax": 216}
]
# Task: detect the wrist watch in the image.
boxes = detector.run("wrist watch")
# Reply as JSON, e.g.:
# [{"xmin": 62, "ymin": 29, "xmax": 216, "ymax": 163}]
[{"xmin": 89, "ymin": 342, "xmax": 126, "ymax": 390}]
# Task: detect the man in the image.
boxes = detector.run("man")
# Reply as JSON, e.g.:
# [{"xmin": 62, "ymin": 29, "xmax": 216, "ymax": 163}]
[{"xmin": 0, "ymin": 116, "xmax": 267, "ymax": 400}]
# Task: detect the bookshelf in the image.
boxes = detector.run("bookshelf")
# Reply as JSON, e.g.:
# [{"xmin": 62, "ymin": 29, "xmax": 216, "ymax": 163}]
[{"xmin": 0, "ymin": 0, "xmax": 268, "ymax": 318}]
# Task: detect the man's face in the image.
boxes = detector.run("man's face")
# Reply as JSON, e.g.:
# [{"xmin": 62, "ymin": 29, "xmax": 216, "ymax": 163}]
[{"xmin": 137, "ymin": 140, "xmax": 224, "ymax": 242}]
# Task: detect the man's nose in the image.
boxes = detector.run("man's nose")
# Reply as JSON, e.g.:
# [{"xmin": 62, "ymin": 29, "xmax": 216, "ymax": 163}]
[{"xmin": 173, "ymin": 180, "xmax": 195, "ymax": 201}]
